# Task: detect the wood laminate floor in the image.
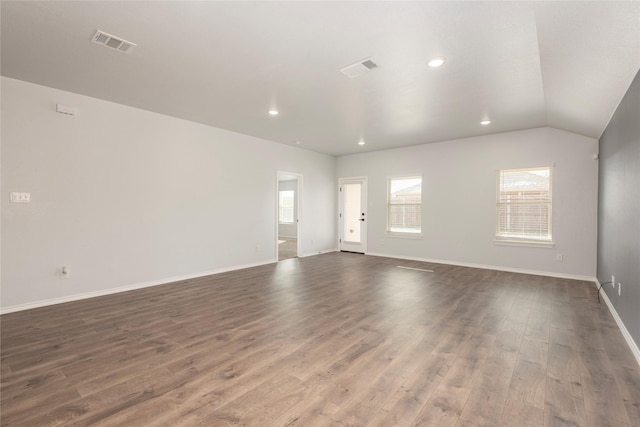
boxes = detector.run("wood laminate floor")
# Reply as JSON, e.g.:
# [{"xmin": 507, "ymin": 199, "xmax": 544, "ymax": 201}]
[
  {"xmin": 1, "ymin": 253, "xmax": 639, "ymax": 426},
  {"xmin": 278, "ymin": 238, "xmax": 297, "ymax": 261}
]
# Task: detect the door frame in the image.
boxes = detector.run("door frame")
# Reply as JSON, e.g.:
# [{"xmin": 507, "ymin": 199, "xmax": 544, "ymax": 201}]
[
  {"xmin": 338, "ymin": 176, "xmax": 368, "ymax": 254},
  {"xmin": 276, "ymin": 171, "xmax": 303, "ymax": 260}
]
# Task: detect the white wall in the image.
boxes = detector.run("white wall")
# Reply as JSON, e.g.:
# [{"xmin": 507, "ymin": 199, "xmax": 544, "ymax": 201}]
[
  {"xmin": 0, "ymin": 77, "xmax": 600, "ymax": 313},
  {"xmin": 337, "ymin": 127, "xmax": 599, "ymax": 278},
  {"xmin": 277, "ymin": 179, "xmax": 298, "ymax": 238},
  {"xmin": 1, "ymin": 77, "xmax": 336, "ymax": 311}
]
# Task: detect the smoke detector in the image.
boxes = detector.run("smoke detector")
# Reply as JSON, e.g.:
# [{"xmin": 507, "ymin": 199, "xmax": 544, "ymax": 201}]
[
  {"xmin": 340, "ymin": 58, "xmax": 379, "ymax": 78},
  {"xmin": 91, "ymin": 30, "xmax": 136, "ymax": 54}
]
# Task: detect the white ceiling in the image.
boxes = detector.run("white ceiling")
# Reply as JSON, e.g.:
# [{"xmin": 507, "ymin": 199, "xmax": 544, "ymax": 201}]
[{"xmin": 2, "ymin": 1, "xmax": 639, "ymax": 156}]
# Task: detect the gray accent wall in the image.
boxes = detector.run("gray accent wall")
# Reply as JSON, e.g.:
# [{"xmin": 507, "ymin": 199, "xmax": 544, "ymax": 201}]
[{"xmin": 598, "ymin": 69, "xmax": 640, "ymax": 347}]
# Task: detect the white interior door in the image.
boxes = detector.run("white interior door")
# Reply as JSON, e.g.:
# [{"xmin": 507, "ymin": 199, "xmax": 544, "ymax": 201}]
[{"xmin": 339, "ymin": 177, "xmax": 367, "ymax": 253}]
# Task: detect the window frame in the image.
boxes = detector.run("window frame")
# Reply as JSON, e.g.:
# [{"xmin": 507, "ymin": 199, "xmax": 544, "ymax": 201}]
[
  {"xmin": 278, "ymin": 189, "xmax": 295, "ymax": 224},
  {"xmin": 386, "ymin": 175, "xmax": 423, "ymax": 237},
  {"xmin": 495, "ymin": 166, "xmax": 553, "ymax": 247}
]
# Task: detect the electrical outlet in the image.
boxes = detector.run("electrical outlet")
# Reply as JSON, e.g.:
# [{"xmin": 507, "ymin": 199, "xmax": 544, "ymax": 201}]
[
  {"xmin": 612, "ymin": 275, "xmax": 615, "ymax": 287},
  {"xmin": 60, "ymin": 266, "xmax": 69, "ymax": 279},
  {"xmin": 618, "ymin": 282, "xmax": 621, "ymax": 296},
  {"xmin": 556, "ymin": 253, "xmax": 563, "ymax": 262}
]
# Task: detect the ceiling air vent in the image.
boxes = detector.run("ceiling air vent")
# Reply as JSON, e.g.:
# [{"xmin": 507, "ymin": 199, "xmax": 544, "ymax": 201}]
[
  {"xmin": 340, "ymin": 58, "xmax": 379, "ymax": 78},
  {"xmin": 91, "ymin": 30, "xmax": 136, "ymax": 54}
]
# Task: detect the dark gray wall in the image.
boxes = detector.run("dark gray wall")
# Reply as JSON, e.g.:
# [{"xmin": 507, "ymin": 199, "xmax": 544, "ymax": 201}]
[{"xmin": 598, "ymin": 70, "xmax": 640, "ymax": 347}]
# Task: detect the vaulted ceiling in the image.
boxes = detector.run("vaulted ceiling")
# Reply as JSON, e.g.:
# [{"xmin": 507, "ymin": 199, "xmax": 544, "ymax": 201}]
[{"xmin": 2, "ymin": 1, "xmax": 639, "ymax": 156}]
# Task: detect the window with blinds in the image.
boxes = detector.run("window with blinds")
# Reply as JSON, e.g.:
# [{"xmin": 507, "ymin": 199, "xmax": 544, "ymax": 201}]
[
  {"xmin": 279, "ymin": 190, "xmax": 294, "ymax": 224},
  {"xmin": 496, "ymin": 167, "xmax": 552, "ymax": 242},
  {"xmin": 388, "ymin": 176, "xmax": 422, "ymax": 234}
]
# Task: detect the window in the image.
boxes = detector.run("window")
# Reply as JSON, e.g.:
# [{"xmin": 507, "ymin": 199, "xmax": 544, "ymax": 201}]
[
  {"xmin": 279, "ymin": 190, "xmax": 294, "ymax": 224},
  {"xmin": 387, "ymin": 176, "xmax": 422, "ymax": 234},
  {"xmin": 496, "ymin": 167, "xmax": 552, "ymax": 243}
]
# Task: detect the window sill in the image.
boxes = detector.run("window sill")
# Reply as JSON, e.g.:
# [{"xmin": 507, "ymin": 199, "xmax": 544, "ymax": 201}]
[
  {"xmin": 386, "ymin": 232, "xmax": 423, "ymax": 240},
  {"xmin": 494, "ymin": 239, "xmax": 554, "ymax": 248}
]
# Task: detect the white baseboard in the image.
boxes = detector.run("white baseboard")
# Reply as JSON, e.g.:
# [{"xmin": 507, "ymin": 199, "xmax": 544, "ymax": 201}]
[
  {"xmin": 365, "ymin": 252, "xmax": 595, "ymax": 282},
  {"xmin": 0, "ymin": 259, "xmax": 277, "ymax": 315},
  {"xmin": 595, "ymin": 279, "xmax": 640, "ymax": 367},
  {"xmin": 299, "ymin": 248, "xmax": 338, "ymax": 258}
]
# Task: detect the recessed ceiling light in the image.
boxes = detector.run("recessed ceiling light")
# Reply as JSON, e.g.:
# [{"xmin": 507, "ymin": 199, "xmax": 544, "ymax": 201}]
[
  {"xmin": 427, "ymin": 57, "xmax": 445, "ymax": 68},
  {"xmin": 294, "ymin": 140, "xmax": 301, "ymax": 145},
  {"xmin": 358, "ymin": 140, "xmax": 365, "ymax": 146},
  {"xmin": 269, "ymin": 109, "xmax": 279, "ymax": 116},
  {"xmin": 480, "ymin": 120, "xmax": 491, "ymax": 125}
]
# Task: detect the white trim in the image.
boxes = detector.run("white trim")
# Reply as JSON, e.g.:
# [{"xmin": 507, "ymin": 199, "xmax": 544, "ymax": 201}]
[
  {"xmin": 595, "ymin": 279, "xmax": 640, "ymax": 367},
  {"xmin": 386, "ymin": 232, "xmax": 423, "ymax": 239},
  {"xmin": 0, "ymin": 259, "xmax": 277, "ymax": 315},
  {"xmin": 365, "ymin": 252, "xmax": 595, "ymax": 281},
  {"xmin": 299, "ymin": 248, "xmax": 338, "ymax": 258},
  {"xmin": 494, "ymin": 239, "xmax": 555, "ymax": 248},
  {"xmin": 397, "ymin": 266, "xmax": 434, "ymax": 273}
]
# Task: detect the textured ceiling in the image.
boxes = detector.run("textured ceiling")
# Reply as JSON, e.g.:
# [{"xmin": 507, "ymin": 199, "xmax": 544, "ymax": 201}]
[{"xmin": 2, "ymin": 1, "xmax": 639, "ymax": 156}]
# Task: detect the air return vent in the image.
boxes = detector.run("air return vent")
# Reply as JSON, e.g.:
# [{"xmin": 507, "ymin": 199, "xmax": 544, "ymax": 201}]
[
  {"xmin": 91, "ymin": 30, "xmax": 136, "ymax": 54},
  {"xmin": 340, "ymin": 58, "xmax": 379, "ymax": 78}
]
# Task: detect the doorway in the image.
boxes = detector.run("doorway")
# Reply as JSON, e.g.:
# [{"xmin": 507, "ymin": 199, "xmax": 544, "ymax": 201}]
[
  {"xmin": 277, "ymin": 171, "xmax": 302, "ymax": 261},
  {"xmin": 339, "ymin": 177, "xmax": 367, "ymax": 253}
]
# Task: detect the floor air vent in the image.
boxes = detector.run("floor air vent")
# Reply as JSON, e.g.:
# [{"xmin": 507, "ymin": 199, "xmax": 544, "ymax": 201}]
[{"xmin": 91, "ymin": 30, "xmax": 136, "ymax": 54}]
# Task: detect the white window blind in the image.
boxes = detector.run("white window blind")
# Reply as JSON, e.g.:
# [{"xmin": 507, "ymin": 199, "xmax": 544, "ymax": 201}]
[
  {"xmin": 388, "ymin": 176, "xmax": 422, "ymax": 233},
  {"xmin": 279, "ymin": 190, "xmax": 294, "ymax": 224},
  {"xmin": 496, "ymin": 167, "xmax": 552, "ymax": 242}
]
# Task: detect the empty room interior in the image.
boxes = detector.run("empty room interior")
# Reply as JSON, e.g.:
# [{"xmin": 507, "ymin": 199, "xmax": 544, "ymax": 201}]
[{"xmin": 1, "ymin": 1, "xmax": 639, "ymax": 426}]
